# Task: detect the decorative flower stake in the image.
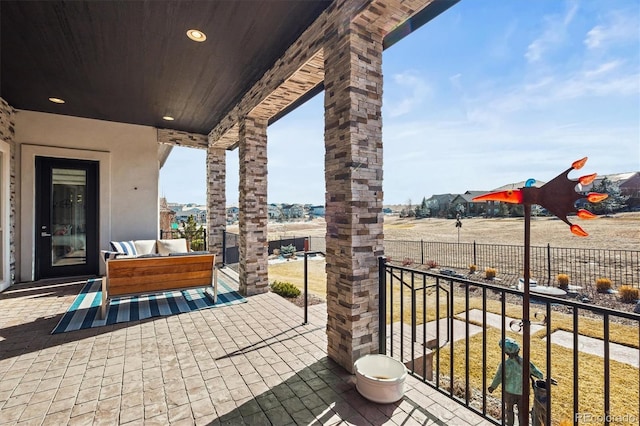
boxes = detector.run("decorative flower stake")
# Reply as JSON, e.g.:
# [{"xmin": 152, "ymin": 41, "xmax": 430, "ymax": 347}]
[{"xmin": 472, "ymin": 157, "xmax": 607, "ymax": 420}]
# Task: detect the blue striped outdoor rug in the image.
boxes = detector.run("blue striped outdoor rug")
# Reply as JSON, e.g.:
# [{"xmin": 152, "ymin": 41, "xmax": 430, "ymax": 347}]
[{"xmin": 52, "ymin": 276, "xmax": 246, "ymax": 334}]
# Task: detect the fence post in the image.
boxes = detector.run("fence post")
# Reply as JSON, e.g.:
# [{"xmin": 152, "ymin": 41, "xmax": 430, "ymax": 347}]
[
  {"xmin": 421, "ymin": 239, "xmax": 425, "ymax": 264},
  {"xmin": 303, "ymin": 251, "xmax": 308, "ymax": 325},
  {"xmin": 378, "ymin": 256, "xmax": 387, "ymax": 354},
  {"xmin": 473, "ymin": 241, "xmax": 477, "ymax": 266},
  {"xmin": 203, "ymin": 228, "xmax": 207, "ymax": 251},
  {"xmin": 547, "ymin": 243, "xmax": 551, "ymax": 284},
  {"xmin": 222, "ymin": 230, "xmax": 227, "ymax": 266}
]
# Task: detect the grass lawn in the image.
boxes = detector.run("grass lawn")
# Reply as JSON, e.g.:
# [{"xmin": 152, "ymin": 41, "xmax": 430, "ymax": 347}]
[
  {"xmin": 268, "ymin": 257, "xmax": 327, "ymax": 297},
  {"xmin": 439, "ymin": 327, "xmax": 639, "ymax": 424}
]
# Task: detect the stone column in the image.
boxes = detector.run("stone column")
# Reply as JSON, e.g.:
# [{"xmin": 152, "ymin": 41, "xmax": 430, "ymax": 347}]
[
  {"xmin": 0, "ymin": 98, "xmax": 16, "ymax": 285},
  {"xmin": 323, "ymin": 16, "xmax": 385, "ymax": 372},
  {"xmin": 238, "ymin": 116, "xmax": 269, "ymax": 295},
  {"xmin": 206, "ymin": 146, "xmax": 226, "ymax": 265}
]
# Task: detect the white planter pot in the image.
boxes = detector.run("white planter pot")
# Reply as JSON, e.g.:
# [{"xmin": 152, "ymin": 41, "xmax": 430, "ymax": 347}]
[{"xmin": 353, "ymin": 354, "xmax": 407, "ymax": 404}]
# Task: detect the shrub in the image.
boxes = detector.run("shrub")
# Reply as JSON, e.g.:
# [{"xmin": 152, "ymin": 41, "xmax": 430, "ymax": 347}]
[
  {"xmin": 190, "ymin": 238, "xmax": 205, "ymax": 251},
  {"xmin": 403, "ymin": 258, "xmax": 414, "ymax": 266},
  {"xmin": 426, "ymin": 259, "xmax": 438, "ymax": 268},
  {"xmin": 485, "ymin": 268, "xmax": 497, "ymax": 280},
  {"xmin": 596, "ymin": 278, "xmax": 612, "ymax": 293},
  {"xmin": 618, "ymin": 285, "xmax": 639, "ymax": 303},
  {"xmin": 469, "ymin": 264, "xmax": 477, "ymax": 273},
  {"xmin": 280, "ymin": 244, "xmax": 296, "ymax": 256},
  {"xmin": 270, "ymin": 281, "xmax": 301, "ymax": 298},
  {"xmin": 557, "ymin": 274, "xmax": 570, "ymax": 289}
]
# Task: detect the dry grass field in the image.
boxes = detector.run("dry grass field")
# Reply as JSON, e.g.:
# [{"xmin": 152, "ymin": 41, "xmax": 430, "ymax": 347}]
[
  {"xmin": 262, "ymin": 212, "xmax": 639, "ymax": 299},
  {"xmin": 228, "ymin": 211, "xmax": 640, "ymax": 250}
]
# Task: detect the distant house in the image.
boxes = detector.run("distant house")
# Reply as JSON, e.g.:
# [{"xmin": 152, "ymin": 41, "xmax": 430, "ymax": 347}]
[
  {"xmin": 281, "ymin": 204, "xmax": 304, "ymax": 219},
  {"xmin": 175, "ymin": 205, "xmax": 207, "ymax": 224},
  {"xmin": 159, "ymin": 197, "xmax": 176, "ymax": 231},
  {"xmin": 226, "ymin": 206, "xmax": 239, "ymax": 223},
  {"xmin": 425, "ymin": 194, "xmax": 456, "ymax": 218},
  {"xmin": 472, "ymin": 180, "xmax": 546, "ymax": 217},
  {"xmin": 309, "ymin": 205, "xmax": 325, "ymax": 217},
  {"xmin": 268, "ymin": 204, "xmax": 282, "ymax": 220},
  {"xmin": 451, "ymin": 191, "xmax": 488, "ymax": 217},
  {"xmin": 490, "ymin": 179, "xmax": 546, "ymax": 191}
]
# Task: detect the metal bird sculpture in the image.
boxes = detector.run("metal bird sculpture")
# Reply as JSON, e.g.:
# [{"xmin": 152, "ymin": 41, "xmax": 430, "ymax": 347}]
[{"xmin": 473, "ymin": 157, "xmax": 608, "ymax": 236}]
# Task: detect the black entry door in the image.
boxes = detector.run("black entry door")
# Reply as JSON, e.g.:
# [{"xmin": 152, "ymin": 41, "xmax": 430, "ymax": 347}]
[{"xmin": 35, "ymin": 157, "xmax": 99, "ymax": 279}]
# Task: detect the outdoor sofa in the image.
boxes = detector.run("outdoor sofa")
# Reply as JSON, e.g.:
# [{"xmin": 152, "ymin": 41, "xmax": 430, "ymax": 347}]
[{"xmin": 100, "ymin": 238, "xmax": 217, "ymax": 319}]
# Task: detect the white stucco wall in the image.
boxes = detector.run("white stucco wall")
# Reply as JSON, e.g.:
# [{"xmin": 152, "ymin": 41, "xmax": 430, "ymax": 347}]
[{"xmin": 14, "ymin": 110, "xmax": 159, "ymax": 281}]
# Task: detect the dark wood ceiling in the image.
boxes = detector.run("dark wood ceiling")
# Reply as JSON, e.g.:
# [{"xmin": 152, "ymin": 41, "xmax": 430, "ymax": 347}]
[{"xmin": 0, "ymin": 0, "xmax": 332, "ymax": 135}]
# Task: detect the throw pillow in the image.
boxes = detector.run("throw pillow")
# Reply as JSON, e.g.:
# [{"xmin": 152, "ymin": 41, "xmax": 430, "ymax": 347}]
[
  {"xmin": 157, "ymin": 238, "xmax": 188, "ymax": 255},
  {"xmin": 134, "ymin": 239, "xmax": 157, "ymax": 255},
  {"xmin": 110, "ymin": 240, "xmax": 138, "ymax": 256}
]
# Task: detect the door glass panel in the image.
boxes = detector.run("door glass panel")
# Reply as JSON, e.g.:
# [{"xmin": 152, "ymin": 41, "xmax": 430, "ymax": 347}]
[{"xmin": 51, "ymin": 168, "xmax": 87, "ymax": 266}]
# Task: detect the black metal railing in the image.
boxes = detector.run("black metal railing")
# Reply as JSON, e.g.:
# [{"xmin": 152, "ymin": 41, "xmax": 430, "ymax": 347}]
[
  {"xmin": 379, "ymin": 258, "xmax": 640, "ymax": 426},
  {"xmin": 384, "ymin": 240, "xmax": 640, "ymax": 289},
  {"xmin": 160, "ymin": 228, "xmax": 207, "ymax": 251},
  {"xmin": 221, "ymin": 231, "xmax": 239, "ymax": 266},
  {"xmin": 268, "ymin": 236, "xmax": 308, "ymax": 255}
]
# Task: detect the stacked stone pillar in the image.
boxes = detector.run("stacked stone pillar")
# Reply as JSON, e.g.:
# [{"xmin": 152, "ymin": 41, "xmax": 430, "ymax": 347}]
[
  {"xmin": 206, "ymin": 147, "xmax": 226, "ymax": 265},
  {"xmin": 323, "ymin": 18, "xmax": 385, "ymax": 371},
  {"xmin": 238, "ymin": 116, "xmax": 269, "ymax": 295}
]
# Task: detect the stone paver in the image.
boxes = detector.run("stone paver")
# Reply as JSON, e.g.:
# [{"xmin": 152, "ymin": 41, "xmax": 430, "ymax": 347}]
[
  {"xmin": 460, "ymin": 309, "xmax": 639, "ymax": 368},
  {"xmin": 0, "ymin": 269, "xmax": 492, "ymax": 425},
  {"xmin": 544, "ymin": 330, "xmax": 639, "ymax": 368}
]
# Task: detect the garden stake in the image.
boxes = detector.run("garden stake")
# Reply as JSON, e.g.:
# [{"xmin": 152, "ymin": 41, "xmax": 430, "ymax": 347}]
[{"xmin": 473, "ymin": 157, "xmax": 606, "ymax": 423}]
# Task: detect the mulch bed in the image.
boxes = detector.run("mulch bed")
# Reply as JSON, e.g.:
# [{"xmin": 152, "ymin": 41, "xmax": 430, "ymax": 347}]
[
  {"xmin": 393, "ymin": 262, "xmax": 639, "ymax": 324},
  {"xmin": 272, "ymin": 290, "xmax": 326, "ymax": 307}
]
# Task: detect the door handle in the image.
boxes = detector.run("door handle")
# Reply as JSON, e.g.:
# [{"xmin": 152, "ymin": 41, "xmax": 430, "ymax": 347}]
[{"xmin": 41, "ymin": 232, "xmax": 52, "ymax": 237}]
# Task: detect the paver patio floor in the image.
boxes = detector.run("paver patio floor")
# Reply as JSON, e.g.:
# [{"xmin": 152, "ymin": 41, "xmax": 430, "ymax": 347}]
[{"xmin": 0, "ymin": 268, "xmax": 493, "ymax": 425}]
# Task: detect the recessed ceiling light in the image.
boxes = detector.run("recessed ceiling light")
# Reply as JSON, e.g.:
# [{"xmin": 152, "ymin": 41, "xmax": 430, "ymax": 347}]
[
  {"xmin": 49, "ymin": 97, "xmax": 65, "ymax": 104},
  {"xmin": 162, "ymin": 116, "xmax": 175, "ymax": 121},
  {"xmin": 186, "ymin": 29, "xmax": 206, "ymax": 42}
]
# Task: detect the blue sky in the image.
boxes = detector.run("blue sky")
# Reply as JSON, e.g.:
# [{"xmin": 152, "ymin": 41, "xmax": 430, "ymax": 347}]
[{"xmin": 159, "ymin": 0, "xmax": 639, "ymax": 206}]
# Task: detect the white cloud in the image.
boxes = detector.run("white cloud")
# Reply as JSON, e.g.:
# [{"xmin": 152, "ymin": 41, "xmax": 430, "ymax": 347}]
[
  {"xmin": 384, "ymin": 71, "xmax": 431, "ymax": 117},
  {"xmin": 585, "ymin": 10, "xmax": 639, "ymax": 49},
  {"xmin": 525, "ymin": 0, "xmax": 579, "ymax": 63}
]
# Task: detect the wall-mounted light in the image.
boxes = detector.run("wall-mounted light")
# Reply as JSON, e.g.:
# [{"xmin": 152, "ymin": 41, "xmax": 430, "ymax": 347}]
[{"xmin": 186, "ymin": 29, "xmax": 206, "ymax": 42}]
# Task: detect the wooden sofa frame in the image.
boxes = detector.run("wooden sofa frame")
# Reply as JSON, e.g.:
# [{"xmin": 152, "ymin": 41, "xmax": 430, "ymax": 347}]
[{"xmin": 100, "ymin": 253, "xmax": 217, "ymax": 319}]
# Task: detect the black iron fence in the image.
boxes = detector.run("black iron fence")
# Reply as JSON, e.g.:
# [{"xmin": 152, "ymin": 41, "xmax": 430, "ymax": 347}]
[
  {"xmin": 380, "ymin": 259, "xmax": 640, "ymax": 426},
  {"xmin": 220, "ymin": 233, "xmax": 311, "ymax": 266},
  {"xmin": 221, "ymin": 233, "xmax": 639, "ymax": 289},
  {"xmin": 268, "ymin": 236, "xmax": 308, "ymax": 255},
  {"xmin": 384, "ymin": 240, "xmax": 640, "ymax": 289},
  {"xmin": 222, "ymin": 231, "xmax": 239, "ymax": 265}
]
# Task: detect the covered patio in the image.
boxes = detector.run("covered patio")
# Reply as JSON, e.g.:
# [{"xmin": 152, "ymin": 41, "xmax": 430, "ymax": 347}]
[
  {"xmin": 0, "ymin": 271, "xmax": 490, "ymax": 425},
  {"xmin": 1, "ymin": 0, "xmax": 462, "ymax": 376},
  {"xmin": 0, "ymin": 0, "xmax": 493, "ymax": 423}
]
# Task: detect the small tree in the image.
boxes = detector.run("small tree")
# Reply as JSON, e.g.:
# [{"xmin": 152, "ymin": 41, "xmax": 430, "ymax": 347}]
[
  {"xmin": 179, "ymin": 215, "xmax": 205, "ymax": 251},
  {"xmin": 415, "ymin": 197, "xmax": 430, "ymax": 218},
  {"xmin": 588, "ymin": 177, "xmax": 628, "ymax": 215}
]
